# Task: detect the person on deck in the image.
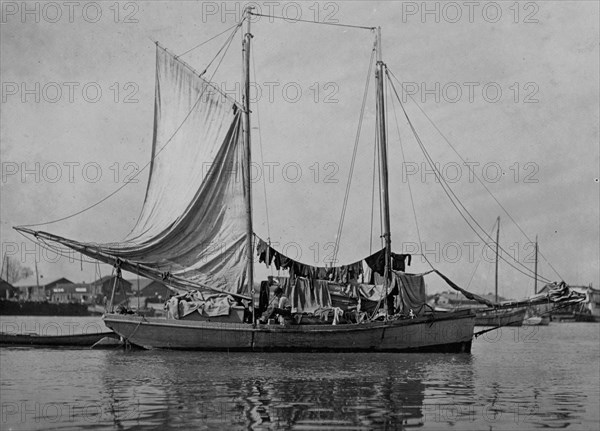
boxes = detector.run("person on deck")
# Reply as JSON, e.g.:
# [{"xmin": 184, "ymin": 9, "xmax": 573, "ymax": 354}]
[{"xmin": 258, "ymin": 286, "xmax": 291, "ymax": 324}]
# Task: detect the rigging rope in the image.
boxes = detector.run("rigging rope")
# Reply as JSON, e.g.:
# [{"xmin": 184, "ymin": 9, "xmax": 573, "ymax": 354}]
[
  {"xmin": 386, "ymin": 71, "xmax": 552, "ymax": 284},
  {"xmin": 369, "ymin": 123, "xmax": 379, "ymax": 255},
  {"xmin": 177, "ymin": 22, "xmax": 241, "ymax": 58},
  {"xmin": 251, "ymin": 42, "xmax": 272, "ymax": 250},
  {"xmin": 388, "ymin": 79, "xmax": 422, "ymax": 247},
  {"xmin": 18, "ymin": 20, "xmax": 245, "ymax": 229},
  {"xmin": 249, "ymin": 11, "xmax": 375, "ymax": 30},
  {"xmin": 332, "ymin": 40, "xmax": 377, "ymax": 264},
  {"xmin": 386, "ymin": 68, "xmax": 563, "ymax": 282},
  {"xmin": 465, "ymin": 218, "xmax": 498, "ymax": 289}
]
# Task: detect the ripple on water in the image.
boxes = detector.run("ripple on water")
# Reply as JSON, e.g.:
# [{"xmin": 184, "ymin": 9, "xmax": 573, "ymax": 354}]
[{"xmin": 0, "ymin": 321, "xmax": 598, "ymax": 430}]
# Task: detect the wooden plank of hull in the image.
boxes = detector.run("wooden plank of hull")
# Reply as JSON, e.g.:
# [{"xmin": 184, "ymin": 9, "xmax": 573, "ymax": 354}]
[
  {"xmin": 104, "ymin": 310, "xmax": 475, "ymax": 353},
  {"xmin": 475, "ymin": 307, "xmax": 527, "ymax": 327}
]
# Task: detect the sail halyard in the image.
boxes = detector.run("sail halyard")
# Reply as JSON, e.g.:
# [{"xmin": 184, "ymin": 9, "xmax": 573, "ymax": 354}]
[{"xmin": 375, "ymin": 27, "xmax": 392, "ymax": 313}]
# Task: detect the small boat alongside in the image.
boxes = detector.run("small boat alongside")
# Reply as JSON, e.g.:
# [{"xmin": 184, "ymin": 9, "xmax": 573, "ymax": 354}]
[
  {"xmin": 523, "ymin": 314, "xmax": 550, "ymax": 326},
  {"xmin": 0, "ymin": 331, "xmax": 119, "ymax": 347}
]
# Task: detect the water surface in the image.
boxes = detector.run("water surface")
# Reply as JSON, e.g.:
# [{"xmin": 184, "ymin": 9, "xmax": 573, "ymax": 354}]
[{"xmin": 1, "ymin": 316, "xmax": 598, "ymax": 430}]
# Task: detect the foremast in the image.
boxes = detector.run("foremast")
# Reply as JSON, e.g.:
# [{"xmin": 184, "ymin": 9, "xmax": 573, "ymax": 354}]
[
  {"xmin": 242, "ymin": 7, "xmax": 255, "ymax": 320},
  {"xmin": 495, "ymin": 216, "xmax": 500, "ymax": 303},
  {"xmin": 375, "ymin": 27, "xmax": 392, "ymax": 313}
]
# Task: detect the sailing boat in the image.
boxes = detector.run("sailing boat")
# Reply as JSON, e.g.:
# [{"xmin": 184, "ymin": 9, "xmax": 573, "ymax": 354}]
[
  {"xmin": 523, "ymin": 237, "xmax": 551, "ymax": 325},
  {"xmin": 473, "ymin": 217, "xmax": 527, "ymax": 327},
  {"xmin": 14, "ymin": 8, "xmax": 581, "ymax": 351}
]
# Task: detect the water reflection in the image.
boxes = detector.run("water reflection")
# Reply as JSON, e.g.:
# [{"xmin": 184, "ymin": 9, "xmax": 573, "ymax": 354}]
[
  {"xmin": 99, "ymin": 352, "xmax": 475, "ymax": 429},
  {"xmin": 2, "ymin": 323, "xmax": 598, "ymax": 430}
]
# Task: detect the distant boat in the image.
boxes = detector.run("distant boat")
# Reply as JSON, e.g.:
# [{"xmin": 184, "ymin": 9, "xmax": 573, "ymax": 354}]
[
  {"xmin": 521, "ymin": 237, "xmax": 549, "ymax": 326},
  {"xmin": 475, "ymin": 307, "xmax": 527, "ymax": 327},
  {"xmin": 523, "ymin": 307, "xmax": 550, "ymax": 326},
  {"xmin": 472, "ymin": 217, "xmax": 526, "ymax": 327},
  {"xmin": 543, "ymin": 285, "xmax": 599, "ymax": 322},
  {"xmin": 523, "ymin": 314, "xmax": 550, "ymax": 326},
  {"xmin": 0, "ymin": 331, "xmax": 118, "ymax": 347}
]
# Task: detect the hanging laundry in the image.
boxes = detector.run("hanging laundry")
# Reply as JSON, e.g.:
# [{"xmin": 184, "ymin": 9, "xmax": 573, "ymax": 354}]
[
  {"xmin": 365, "ymin": 248, "xmax": 386, "ymax": 275},
  {"xmin": 365, "ymin": 248, "xmax": 412, "ymax": 274},
  {"xmin": 392, "ymin": 253, "xmax": 411, "ymax": 272}
]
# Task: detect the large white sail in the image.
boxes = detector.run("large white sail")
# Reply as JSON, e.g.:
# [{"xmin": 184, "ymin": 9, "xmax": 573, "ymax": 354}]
[{"xmin": 45, "ymin": 46, "xmax": 250, "ymax": 294}]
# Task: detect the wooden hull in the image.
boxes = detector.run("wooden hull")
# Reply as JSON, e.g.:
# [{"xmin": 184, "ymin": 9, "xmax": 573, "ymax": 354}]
[
  {"xmin": 475, "ymin": 307, "xmax": 526, "ymax": 327},
  {"xmin": 103, "ymin": 310, "xmax": 476, "ymax": 353},
  {"xmin": 0, "ymin": 331, "xmax": 118, "ymax": 347}
]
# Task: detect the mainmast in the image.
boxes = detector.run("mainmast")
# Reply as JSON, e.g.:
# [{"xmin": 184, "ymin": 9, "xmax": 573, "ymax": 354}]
[
  {"xmin": 534, "ymin": 235, "xmax": 538, "ymax": 294},
  {"xmin": 375, "ymin": 27, "xmax": 392, "ymax": 312},
  {"xmin": 495, "ymin": 216, "xmax": 500, "ymax": 303},
  {"xmin": 242, "ymin": 7, "xmax": 255, "ymax": 320}
]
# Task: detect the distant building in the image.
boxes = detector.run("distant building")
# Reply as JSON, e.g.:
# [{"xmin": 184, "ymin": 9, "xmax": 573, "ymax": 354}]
[
  {"xmin": 0, "ymin": 278, "xmax": 16, "ymax": 299},
  {"xmin": 51, "ymin": 283, "xmax": 97, "ymax": 304},
  {"xmin": 13, "ymin": 277, "xmax": 74, "ymax": 301},
  {"xmin": 49, "ymin": 276, "xmax": 132, "ymax": 305},
  {"xmin": 90, "ymin": 276, "xmax": 132, "ymax": 305},
  {"xmin": 127, "ymin": 278, "xmax": 172, "ymax": 301}
]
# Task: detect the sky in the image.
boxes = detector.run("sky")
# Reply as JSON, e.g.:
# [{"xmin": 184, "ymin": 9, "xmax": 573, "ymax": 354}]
[{"xmin": 1, "ymin": 1, "xmax": 598, "ymax": 299}]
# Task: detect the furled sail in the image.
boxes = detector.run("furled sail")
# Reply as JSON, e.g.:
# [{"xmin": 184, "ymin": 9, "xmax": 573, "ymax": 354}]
[{"xmin": 18, "ymin": 45, "xmax": 250, "ymax": 295}]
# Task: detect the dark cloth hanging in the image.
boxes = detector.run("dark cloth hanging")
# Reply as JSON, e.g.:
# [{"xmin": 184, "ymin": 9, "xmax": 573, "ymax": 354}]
[
  {"xmin": 392, "ymin": 253, "xmax": 411, "ymax": 272},
  {"xmin": 256, "ymin": 238, "xmax": 282, "ymax": 270},
  {"xmin": 386, "ymin": 283, "xmax": 399, "ymax": 315},
  {"xmin": 258, "ymin": 281, "xmax": 270, "ymax": 315},
  {"xmin": 365, "ymin": 249, "xmax": 386, "ymax": 275},
  {"xmin": 256, "ymin": 238, "xmax": 363, "ymax": 283},
  {"xmin": 365, "ymin": 248, "xmax": 412, "ymax": 275}
]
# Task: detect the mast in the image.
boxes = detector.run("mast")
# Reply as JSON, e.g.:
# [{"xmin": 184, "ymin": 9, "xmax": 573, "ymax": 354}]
[
  {"xmin": 34, "ymin": 261, "xmax": 40, "ymax": 302},
  {"xmin": 2, "ymin": 254, "xmax": 7, "ymax": 281},
  {"xmin": 534, "ymin": 235, "xmax": 538, "ymax": 294},
  {"xmin": 495, "ymin": 216, "xmax": 500, "ymax": 303},
  {"xmin": 375, "ymin": 27, "xmax": 392, "ymax": 313},
  {"xmin": 242, "ymin": 7, "xmax": 255, "ymax": 322},
  {"xmin": 35, "ymin": 261, "xmax": 40, "ymax": 288}
]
